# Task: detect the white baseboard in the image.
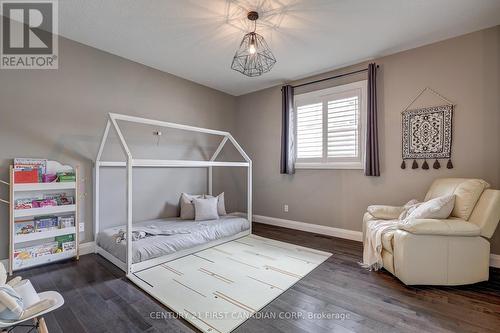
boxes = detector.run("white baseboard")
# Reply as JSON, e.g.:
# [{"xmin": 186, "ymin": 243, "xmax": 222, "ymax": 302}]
[
  {"xmin": 239, "ymin": 212, "xmax": 500, "ymax": 268},
  {"xmin": 79, "ymin": 241, "xmax": 96, "ymax": 255},
  {"xmin": 491, "ymin": 254, "xmax": 500, "ymax": 268},
  {"xmin": 237, "ymin": 212, "xmax": 363, "ymax": 242}
]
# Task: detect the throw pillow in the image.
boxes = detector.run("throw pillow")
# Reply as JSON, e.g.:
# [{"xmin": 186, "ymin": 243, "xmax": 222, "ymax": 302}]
[
  {"xmin": 179, "ymin": 193, "xmax": 203, "ymax": 220},
  {"xmin": 204, "ymin": 192, "xmax": 227, "ymax": 216},
  {"xmin": 193, "ymin": 197, "xmax": 219, "ymax": 221},
  {"xmin": 404, "ymin": 195, "xmax": 455, "ymax": 221}
]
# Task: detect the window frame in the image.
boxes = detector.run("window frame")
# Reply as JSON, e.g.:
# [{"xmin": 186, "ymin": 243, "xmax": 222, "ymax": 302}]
[{"xmin": 294, "ymin": 80, "xmax": 367, "ymax": 170}]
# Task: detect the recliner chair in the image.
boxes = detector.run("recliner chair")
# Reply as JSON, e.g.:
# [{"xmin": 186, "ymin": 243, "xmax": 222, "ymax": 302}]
[{"xmin": 363, "ymin": 178, "xmax": 500, "ymax": 285}]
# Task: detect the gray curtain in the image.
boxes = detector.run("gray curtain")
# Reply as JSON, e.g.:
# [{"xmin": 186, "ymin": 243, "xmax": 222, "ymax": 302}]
[
  {"xmin": 280, "ymin": 85, "xmax": 295, "ymax": 174},
  {"xmin": 365, "ymin": 63, "xmax": 380, "ymax": 176}
]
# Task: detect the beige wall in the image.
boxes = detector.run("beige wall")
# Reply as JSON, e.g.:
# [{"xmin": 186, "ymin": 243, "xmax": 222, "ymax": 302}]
[
  {"xmin": 233, "ymin": 26, "xmax": 500, "ymax": 254},
  {"xmin": 0, "ymin": 36, "xmax": 238, "ymax": 259}
]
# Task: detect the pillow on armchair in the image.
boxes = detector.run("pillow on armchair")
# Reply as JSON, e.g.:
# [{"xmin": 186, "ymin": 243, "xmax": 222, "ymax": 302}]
[{"xmin": 404, "ymin": 195, "xmax": 455, "ymax": 221}]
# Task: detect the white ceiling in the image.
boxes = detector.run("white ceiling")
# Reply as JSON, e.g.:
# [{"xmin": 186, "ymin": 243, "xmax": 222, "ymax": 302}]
[{"xmin": 58, "ymin": 0, "xmax": 500, "ymax": 96}]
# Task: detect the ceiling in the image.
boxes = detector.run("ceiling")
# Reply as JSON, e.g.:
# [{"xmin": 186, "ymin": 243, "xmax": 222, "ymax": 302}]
[{"xmin": 58, "ymin": 0, "xmax": 500, "ymax": 96}]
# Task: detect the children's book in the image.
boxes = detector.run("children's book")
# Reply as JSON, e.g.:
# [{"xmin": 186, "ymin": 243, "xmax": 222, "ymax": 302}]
[
  {"xmin": 34, "ymin": 216, "xmax": 59, "ymax": 231},
  {"xmin": 15, "ymin": 220, "xmax": 35, "ymax": 234}
]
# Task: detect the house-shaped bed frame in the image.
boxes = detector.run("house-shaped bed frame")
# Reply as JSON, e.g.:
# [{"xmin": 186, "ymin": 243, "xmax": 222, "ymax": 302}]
[{"xmin": 94, "ymin": 113, "xmax": 252, "ymax": 276}]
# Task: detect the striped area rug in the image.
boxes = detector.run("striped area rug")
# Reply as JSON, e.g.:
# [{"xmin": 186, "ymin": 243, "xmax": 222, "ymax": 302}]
[{"xmin": 131, "ymin": 234, "xmax": 331, "ymax": 333}]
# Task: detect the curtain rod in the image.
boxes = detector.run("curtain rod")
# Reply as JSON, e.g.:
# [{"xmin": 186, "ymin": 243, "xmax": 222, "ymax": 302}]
[{"xmin": 290, "ymin": 65, "xmax": 379, "ymax": 89}]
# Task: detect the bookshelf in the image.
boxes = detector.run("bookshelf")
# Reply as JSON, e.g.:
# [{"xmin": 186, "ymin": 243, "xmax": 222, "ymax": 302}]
[
  {"xmin": 7, "ymin": 160, "xmax": 80, "ymax": 275},
  {"xmin": 14, "ymin": 204, "xmax": 77, "ymax": 218}
]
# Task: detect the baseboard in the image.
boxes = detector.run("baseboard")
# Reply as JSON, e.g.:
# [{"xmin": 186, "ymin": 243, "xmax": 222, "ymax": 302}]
[
  {"xmin": 79, "ymin": 241, "xmax": 96, "ymax": 255},
  {"xmin": 238, "ymin": 212, "xmax": 500, "ymax": 268},
  {"xmin": 236, "ymin": 212, "xmax": 363, "ymax": 242},
  {"xmin": 491, "ymin": 254, "xmax": 500, "ymax": 268}
]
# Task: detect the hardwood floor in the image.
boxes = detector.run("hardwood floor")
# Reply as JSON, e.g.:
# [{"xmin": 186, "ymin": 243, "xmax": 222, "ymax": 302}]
[{"xmin": 11, "ymin": 222, "xmax": 500, "ymax": 333}]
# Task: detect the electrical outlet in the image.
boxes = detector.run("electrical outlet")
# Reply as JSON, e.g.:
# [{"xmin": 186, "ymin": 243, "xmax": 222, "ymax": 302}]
[
  {"xmin": 79, "ymin": 222, "xmax": 85, "ymax": 232},
  {"xmin": 283, "ymin": 204, "xmax": 289, "ymax": 212}
]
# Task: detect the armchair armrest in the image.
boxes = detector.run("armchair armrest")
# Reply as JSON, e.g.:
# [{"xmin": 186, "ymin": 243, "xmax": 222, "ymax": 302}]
[
  {"xmin": 397, "ymin": 219, "xmax": 481, "ymax": 236},
  {"xmin": 367, "ymin": 205, "xmax": 404, "ymax": 220}
]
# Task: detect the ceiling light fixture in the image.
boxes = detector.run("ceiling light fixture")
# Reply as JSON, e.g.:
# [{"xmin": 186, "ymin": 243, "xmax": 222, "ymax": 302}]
[{"xmin": 231, "ymin": 11, "xmax": 276, "ymax": 77}]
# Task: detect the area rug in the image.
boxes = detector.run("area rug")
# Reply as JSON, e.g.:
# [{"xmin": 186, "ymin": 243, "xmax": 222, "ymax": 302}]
[{"xmin": 131, "ymin": 234, "xmax": 331, "ymax": 333}]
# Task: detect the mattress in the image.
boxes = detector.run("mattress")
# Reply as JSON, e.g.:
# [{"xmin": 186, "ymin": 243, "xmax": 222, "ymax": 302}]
[{"xmin": 96, "ymin": 215, "xmax": 250, "ymax": 264}]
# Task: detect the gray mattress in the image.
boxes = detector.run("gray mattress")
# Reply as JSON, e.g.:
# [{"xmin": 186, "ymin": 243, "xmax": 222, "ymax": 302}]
[{"xmin": 96, "ymin": 215, "xmax": 250, "ymax": 264}]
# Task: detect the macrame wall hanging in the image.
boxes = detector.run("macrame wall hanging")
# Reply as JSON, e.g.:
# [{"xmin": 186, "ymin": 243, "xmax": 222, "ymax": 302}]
[{"xmin": 401, "ymin": 87, "xmax": 454, "ymax": 170}]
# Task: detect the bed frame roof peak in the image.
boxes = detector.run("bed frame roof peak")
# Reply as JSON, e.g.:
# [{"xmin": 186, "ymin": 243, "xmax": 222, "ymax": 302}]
[{"xmin": 96, "ymin": 113, "xmax": 250, "ymax": 164}]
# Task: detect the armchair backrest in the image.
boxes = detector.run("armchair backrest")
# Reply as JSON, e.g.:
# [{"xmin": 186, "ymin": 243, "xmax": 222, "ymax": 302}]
[
  {"xmin": 468, "ymin": 189, "xmax": 500, "ymax": 238},
  {"xmin": 425, "ymin": 178, "xmax": 500, "ymax": 238},
  {"xmin": 424, "ymin": 178, "xmax": 468, "ymax": 201}
]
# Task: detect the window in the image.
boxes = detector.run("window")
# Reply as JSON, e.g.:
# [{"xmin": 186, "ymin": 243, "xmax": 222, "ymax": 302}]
[{"xmin": 295, "ymin": 80, "xmax": 367, "ymax": 169}]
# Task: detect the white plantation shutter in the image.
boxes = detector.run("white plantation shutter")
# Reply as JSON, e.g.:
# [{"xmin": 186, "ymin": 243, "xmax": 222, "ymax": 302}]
[
  {"xmin": 327, "ymin": 96, "xmax": 360, "ymax": 158},
  {"xmin": 294, "ymin": 81, "xmax": 366, "ymax": 169},
  {"xmin": 296, "ymin": 102, "xmax": 323, "ymax": 159}
]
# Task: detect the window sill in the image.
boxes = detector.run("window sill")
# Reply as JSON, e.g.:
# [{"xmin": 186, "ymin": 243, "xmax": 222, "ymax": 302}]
[{"xmin": 295, "ymin": 162, "xmax": 364, "ymax": 170}]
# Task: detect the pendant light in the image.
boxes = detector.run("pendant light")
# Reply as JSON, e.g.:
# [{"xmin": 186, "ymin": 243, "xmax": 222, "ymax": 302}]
[{"xmin": 231, "ymin": 11, "xmax": 276, "ymax": 77}]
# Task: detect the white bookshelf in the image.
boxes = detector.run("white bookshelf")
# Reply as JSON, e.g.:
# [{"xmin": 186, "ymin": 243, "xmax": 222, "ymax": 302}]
[
  {"xmin": 14, "ymin": 204, "xmax": 76, "ymax": 218},
  {"xmin": 13, "ymin": 250, "xmax": 77, "ymax": 270},
  {"xmin": 14, "ymin": 227, "xmax": 77, "ymax": 243},
  {"xmin": 14, "ymin": 182, "xmax": 76, "ymax": 192},
  {"xmin": 8, "ymin": 161, "xmax": 80, "ymax": 275}
]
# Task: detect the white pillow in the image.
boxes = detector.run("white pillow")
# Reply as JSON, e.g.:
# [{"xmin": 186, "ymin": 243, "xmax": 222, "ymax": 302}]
[
  {"xmin": 179, "ymin": 193, "xmax": 203, "ymax": 220},
  {"xmin": 204, "ymin": 192, "xmax": 227, "ymax": 216},
  {"xmin": 193, "ymin": 197, "xmax": 219, "ymax": 221},
  {"xmin": 405, "ymin": 195, "xmax": 455, "ymax": 221}
]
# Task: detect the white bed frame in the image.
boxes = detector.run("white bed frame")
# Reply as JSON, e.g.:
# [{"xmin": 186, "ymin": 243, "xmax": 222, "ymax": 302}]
[{"xmin": 94, "ymin": 113, "xmax": 252, "ymax": 276}]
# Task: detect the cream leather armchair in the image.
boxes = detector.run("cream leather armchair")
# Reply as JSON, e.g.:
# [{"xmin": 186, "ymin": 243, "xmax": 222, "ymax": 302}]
[{"xmin": 363, "ymin": 178, "xmax": 500, "ymax": 285}]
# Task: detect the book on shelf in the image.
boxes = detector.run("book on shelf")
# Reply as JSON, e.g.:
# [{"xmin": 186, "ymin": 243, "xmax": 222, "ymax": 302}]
[
  {"xmin": 56, "ymin": 234, "xmax": 76, "ymax": 252},
  {"xmin": 15, "ymin": 219, "xmax": 36, "ymax": 235},
  {"xmin": 14, "ymin": 241, "xmax": 59, "ymax": 265},
  {"xmin": 34, "ymin": 216, "xmax": 59, "ymax": 231},
  {"xmin": 58, "ymin": 215, "xmax": 75, "ymax": 228},
  {"xmin": 57, "ymin": 172, "xmax": 76, "ymax": 182},
  {"xmin": 55, "ymin": 234, "xmax": 74, "ymax": 248},
  {"xmin": 14, "ymin": 198, "xmax": 34, "ymax": 210},
  {"xmin": 14, "ymin": 158, "xmax": 47, "ymax": 183},
  {"xmin": 62, "ymin": 241, "xmax": 76, "ymax": 252},
  {"xmin": 15, "ymin": 193, "xmax": 75, "ymax": 210},
  {"xmin": 15, "ymin": 215, "xmax": 75, "ymax": 235}
]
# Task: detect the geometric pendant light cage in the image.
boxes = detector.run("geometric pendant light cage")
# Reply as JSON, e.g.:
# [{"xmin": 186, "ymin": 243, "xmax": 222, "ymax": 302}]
[{"xmin": 231, "ymin": 11, "xmax": 277, "ymax": 77}]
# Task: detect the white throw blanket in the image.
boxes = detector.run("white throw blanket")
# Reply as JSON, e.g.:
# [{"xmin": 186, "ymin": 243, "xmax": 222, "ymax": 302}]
[
  {"xmin": 361, "ymin": 200, "xmax": 419, "ymax": 270},
  {"xmin": 113, "ymin": 225, "xmax": 191, "ymax": 244},
  {"xmin": 362, "ymin": 219, "xmax": 400, "ymax": 271}
]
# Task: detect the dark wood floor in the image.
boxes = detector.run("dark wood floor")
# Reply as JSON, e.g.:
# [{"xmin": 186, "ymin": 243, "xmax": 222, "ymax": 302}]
[{"xmin": 11, "ymin": 223, "xmax": 500, "ymax": 333}]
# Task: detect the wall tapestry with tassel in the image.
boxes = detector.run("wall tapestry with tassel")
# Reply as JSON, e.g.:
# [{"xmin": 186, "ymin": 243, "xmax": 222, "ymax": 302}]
[{"xmin": 401, "ymin": 87, "xmax": 454, "ymax": 170}]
